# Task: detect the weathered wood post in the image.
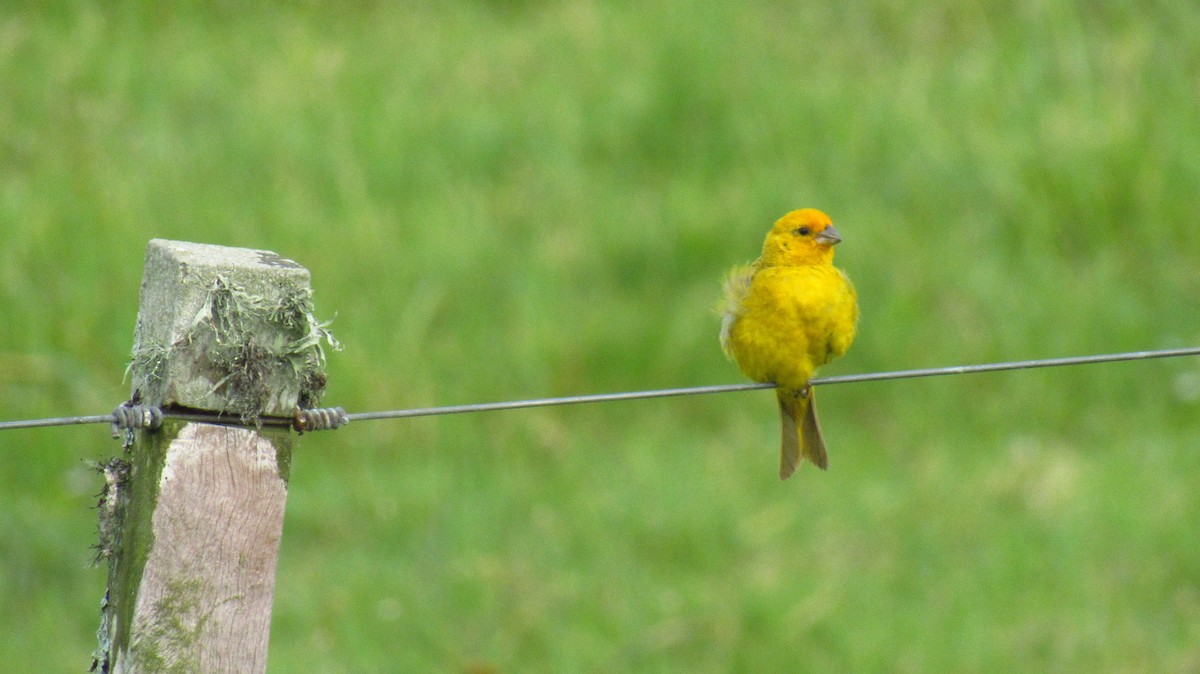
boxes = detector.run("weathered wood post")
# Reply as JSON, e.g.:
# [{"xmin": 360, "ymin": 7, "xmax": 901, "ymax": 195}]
[{"xmin": 94, "ymin": 240, "xmax": 333, "ymax": 673}]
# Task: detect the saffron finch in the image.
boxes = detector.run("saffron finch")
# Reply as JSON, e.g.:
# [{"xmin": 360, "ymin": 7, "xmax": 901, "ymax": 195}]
[{"xmin": 720, "ymin": 209, "xmax": 859, "ymax": 479}]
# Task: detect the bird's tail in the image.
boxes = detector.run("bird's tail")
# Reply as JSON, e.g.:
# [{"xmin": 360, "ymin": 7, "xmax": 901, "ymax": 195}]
[{"xmin": 776, "ymin": 387, "xmax": 829, "ymax": 480}]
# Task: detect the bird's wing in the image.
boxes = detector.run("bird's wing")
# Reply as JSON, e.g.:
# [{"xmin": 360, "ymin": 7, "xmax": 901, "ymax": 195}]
[{"xmin": 719, "ymin": 264, "xmax": 756, "ymax": 357}]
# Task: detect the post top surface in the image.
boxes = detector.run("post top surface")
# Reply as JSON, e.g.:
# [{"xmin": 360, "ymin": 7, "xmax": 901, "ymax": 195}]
[{"xmin": 148, "ymin": 239, "xmax": 305, "ymax": 272}]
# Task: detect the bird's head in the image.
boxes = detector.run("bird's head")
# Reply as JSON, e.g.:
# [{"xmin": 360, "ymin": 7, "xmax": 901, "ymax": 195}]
[{"xmin": 760, "ymin": 208, "xmax": 842, "ymax": 266}]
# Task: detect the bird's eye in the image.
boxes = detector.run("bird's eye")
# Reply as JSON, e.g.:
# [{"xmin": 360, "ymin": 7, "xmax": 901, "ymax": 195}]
[{"xmin": 793, "ymin": 226, "xmax": 811, "ymax": 236}]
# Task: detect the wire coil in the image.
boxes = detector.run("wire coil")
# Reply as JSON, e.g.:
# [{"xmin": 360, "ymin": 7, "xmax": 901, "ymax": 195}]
[
  {"xmin": 293, "ymin": 407, "xmax": 349, "ymax": 433},
  {"xmin": 110, "ymin": 404, "xmax": 164, "ymax": 439}
]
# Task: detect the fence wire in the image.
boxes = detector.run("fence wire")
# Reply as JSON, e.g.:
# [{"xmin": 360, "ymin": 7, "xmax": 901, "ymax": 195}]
[
  {"xmin": 1, "ymin": 346, "xmax": 1198, "ymax": 432},
  {"xmin": 345, "ymin": 346, "xmax": 1200, "ymax": 420}
]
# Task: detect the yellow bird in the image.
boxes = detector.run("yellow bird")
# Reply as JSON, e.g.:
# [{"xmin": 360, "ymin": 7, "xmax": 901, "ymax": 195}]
[{"xmin": 720, "ymin": 209, "xmax": 859, "ymax": 479}]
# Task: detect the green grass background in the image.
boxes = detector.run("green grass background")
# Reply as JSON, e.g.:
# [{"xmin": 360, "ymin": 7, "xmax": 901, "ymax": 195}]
[{"xmin": 3, "ymin": 1, "xmax": 1200, "ymax": 671}]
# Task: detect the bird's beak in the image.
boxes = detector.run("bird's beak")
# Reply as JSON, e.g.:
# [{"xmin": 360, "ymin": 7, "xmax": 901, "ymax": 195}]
[{"xmin": 815, "ymin": 225, "xmax": 842, "ymax": 245}]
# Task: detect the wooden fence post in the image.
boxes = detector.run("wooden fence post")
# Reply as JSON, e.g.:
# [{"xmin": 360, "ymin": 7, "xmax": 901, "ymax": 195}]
[{"xmin": 94, "ymin": 240, "xmax": 331, "ymax": 673}]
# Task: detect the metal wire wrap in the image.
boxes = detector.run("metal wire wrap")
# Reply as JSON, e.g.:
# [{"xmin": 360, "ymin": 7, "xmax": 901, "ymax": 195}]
[
  {"xmin": 110, "ymin": 403, "xmax": 164, "ymax": 448},
  {"xmin": 110, "ymin": 404, "xmax": 164, "ymax": 439},
  {"xmin": 292, "ymin": 406, "xmax": 348, "ymax": 433}
]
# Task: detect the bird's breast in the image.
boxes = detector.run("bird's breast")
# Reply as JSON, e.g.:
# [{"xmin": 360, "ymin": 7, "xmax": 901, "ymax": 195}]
[{"xmin": 725, "ymin": 264, "xmax": 857, "ymax": 387}]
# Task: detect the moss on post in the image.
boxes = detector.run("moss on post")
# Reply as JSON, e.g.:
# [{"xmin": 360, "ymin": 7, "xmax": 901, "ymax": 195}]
[{"xmin": 129, "ymin": 239, "xmax": 336, "ymax": 421}]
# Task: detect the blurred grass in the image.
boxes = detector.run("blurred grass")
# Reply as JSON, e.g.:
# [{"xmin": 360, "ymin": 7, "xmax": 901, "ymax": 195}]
[{"xmin": 2, "ymin": 0, "xmax": 1200, "ymax": 671}]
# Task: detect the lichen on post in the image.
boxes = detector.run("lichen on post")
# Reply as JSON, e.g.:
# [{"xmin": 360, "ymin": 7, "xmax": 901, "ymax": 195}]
[
  {"xmin": 96, "ymin": 240, "xmax": 336, "ymax": 674},
  {"xmin": 129, "ymin": 240, "xmax": 336, "ymax": 421}
]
